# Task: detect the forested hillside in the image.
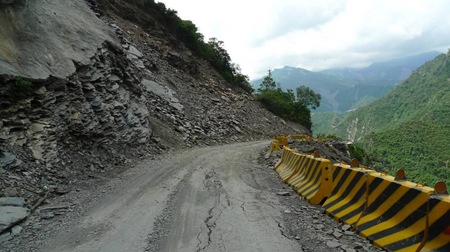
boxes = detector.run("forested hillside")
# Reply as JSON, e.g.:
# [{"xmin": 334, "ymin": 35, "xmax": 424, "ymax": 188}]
[{"xmin": 335, "ymin": 51, "xmax": 450, "ymax": 186}]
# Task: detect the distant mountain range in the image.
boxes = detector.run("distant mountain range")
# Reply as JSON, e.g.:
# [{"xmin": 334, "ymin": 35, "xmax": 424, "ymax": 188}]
[{"xmin": 251, "ymin": 51, "xmax": 440, "ymax": 113}]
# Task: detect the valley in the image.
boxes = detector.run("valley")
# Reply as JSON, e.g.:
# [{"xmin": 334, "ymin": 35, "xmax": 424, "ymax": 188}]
[{"xmin": 1, "ymin": 0, "xmax": 449, "ymax": 251}]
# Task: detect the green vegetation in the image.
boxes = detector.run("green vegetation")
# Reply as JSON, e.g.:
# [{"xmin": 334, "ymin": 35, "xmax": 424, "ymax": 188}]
[
  {"xmin": 311, "ymin": 111, "xmax": 342, "ymax": 136},
  {"xmin": 347, "ymin": 143, "xmax": 370, "ymax": 165},
  {"xmin": 335, "ymin": 51, "xmax": 450, "ymax": 186},
  {"xmin": 135, "ymin": 0, "xmax": 253, "ymax": 93},
  {"xmin": 9, "ymin": 77, "xmax": 33, "ymax": 101},
  {"xmin": 256, "ymin": 71, "xmax": 321, "ymax": 129},
  {"xmin": 366, "ymin": 120, "xmax": 450, "ymax": 186},
  {"xmin": 316, "ymin": 134, "xmax": 342, "ymax": 141}
]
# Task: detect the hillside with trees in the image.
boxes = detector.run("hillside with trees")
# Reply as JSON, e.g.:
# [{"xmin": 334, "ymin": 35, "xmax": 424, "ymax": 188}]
[
  {"xmin": 334, "ymin": 51, "xmax": 450, "ymax": 186},
  {"xmin": 256, "ymin": 71, "xmax": 321, "ymax": 130},
  {"xmin": 112, "ymin": 0, "xmax": 254, "ymax": 93}
]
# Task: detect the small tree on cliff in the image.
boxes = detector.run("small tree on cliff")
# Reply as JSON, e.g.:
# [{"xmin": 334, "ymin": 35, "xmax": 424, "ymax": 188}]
[
  {"xmin": 296, "ymin": 86, "xmax": 321, "ymax": 110},
  {"xmin": 257, "ymin": 70, "xmax": 277, "ymax": 93},
  {"xmin": 256, "ymin": 70, "xmax": 321, "ymax": 130}
]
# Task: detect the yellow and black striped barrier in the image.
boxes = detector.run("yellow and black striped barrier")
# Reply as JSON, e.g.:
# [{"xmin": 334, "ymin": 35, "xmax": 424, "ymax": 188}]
[
  {"xmin": 284, "ymin": 150, "xmax": 333, "ymax": 205},
  {"xmin": 278, "ymin": 151, "xmax": 303, "ymax": 182},
  {"xmin": 421, "ymin": 182, "xmax": 450, "ymax": 252},
  {"xmin": 271, "ymin": 139, "xmax": 281, "ymax": 152},
  {"xmin": 297, "ymin": 152, "xmax": 333, "ymax": 205},
  {"xmin": 282, "ymin": 153, "xmax": 308, "ymax": 183},
  {"xmin": 285, "ymin": 153, "xmax": 314, "ymax": 188},
  {"xmin": 355, "ymin": 170, "xmax": 434, "ymax": 251},
  {"xmin": 269, "ymin": 135, "xmax": 449, "ymax": 251},
  {"xmin": 274, "ymin": 134, "xmax": 289, "ymax": 147},
  {"xmin": 323, "ymin": 159, "xmax": 374, "ymax": 225},
  {"xmin": 274, "ymin": 147, "xmax": 296, "ymax": 173}
]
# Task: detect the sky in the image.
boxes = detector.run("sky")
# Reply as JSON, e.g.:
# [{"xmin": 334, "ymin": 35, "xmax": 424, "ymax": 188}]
[{"xmin": 160, "ymin": 0, "xmax": 450, "ymax": 79}]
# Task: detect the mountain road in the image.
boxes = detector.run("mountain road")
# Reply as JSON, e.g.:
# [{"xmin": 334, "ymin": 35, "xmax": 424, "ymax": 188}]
[{"xmin": 6, "ymin": 141, "xmax": 381, "ymax": 252}]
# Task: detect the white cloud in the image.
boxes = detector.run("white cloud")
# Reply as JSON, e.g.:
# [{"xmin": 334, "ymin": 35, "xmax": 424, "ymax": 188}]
[{"xmin": 160, "ymin": 0, "xmax": 450, "ymax": 79}]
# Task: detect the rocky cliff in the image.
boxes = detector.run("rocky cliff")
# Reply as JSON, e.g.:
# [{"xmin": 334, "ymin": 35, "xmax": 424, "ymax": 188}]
[{"xmin": 0, "ymin": 0, "xmax": 306, "ymax": 206}]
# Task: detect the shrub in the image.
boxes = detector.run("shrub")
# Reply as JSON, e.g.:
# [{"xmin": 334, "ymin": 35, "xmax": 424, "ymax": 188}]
[
  {"xmin": 348, "ymin": 143, "xmax": 369, "ymax": 164},
  {"xmin": 9, "ymin": 77, "xmax": 33, "ymax": 101},
  {"xmin": 134, "ymin": 0, "xmax": 253, "ymax": 93}
]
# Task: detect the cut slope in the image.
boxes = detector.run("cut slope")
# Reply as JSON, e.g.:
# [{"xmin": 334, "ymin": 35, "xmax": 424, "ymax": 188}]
[
  {"xmin": 0, "ymin": 0, "xmax": 307, "ymax": 206},
  {"xmin": 0, "ymin": 0, "xmax": 116, "ymax": 79}
]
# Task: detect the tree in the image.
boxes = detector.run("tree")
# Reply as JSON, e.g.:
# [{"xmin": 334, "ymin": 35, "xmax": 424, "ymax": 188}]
[
  {"xmin": 255, "ymin": 72, "xmax": 321, "ymax": 130},
  {"xmin": 258, "ymin": 70, "xmax": 277, "ymax": 93},
  {"xmin": 207, "ymin": 38, "xmax": 232, "ymax": 71},
  {"xmin": 296, "ymin": 85, "xmax": 321, "ymax": 110},
  {"xmin": 136, "ymin": 2, "xmax": 253, "ymax": 93}
]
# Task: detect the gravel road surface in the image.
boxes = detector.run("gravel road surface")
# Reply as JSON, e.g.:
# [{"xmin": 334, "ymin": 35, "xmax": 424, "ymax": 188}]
[{"xmin": 3, "ymin": 141, "xmax": 382, "ymax": 252}]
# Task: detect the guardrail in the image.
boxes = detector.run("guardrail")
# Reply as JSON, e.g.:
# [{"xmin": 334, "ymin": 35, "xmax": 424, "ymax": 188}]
[{"xmin": 269, "ymin": 136, "xmax": 450, "ymax": 252}]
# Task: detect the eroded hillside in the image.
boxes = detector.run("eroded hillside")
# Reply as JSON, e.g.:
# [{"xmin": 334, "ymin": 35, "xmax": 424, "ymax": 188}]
[{"xmin": 0, "ymin": 0, "xmax": 306, "ymax": 204}]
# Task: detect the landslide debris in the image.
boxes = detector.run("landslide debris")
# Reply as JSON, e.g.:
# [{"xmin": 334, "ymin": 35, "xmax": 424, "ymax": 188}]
[
  {"xmin": 259, "ymin": 139, "xmax": 384, "ymax": 252},
  {"xmin": 0, "ymin": 0, "xmax": 307, "ymax": 243}
]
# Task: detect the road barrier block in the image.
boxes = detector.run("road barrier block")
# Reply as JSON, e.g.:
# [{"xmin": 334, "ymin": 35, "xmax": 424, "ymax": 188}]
[
  {"xmin": 356, "ymin": 172, "xmax": 434, "ymax": 252},
  {"xmin": 271, "ymin": 139, "xmax": 281, "ymax": 152},
  {"xmin": 421, "ymin": 182, "xmax": 450, "ymax": 252},
  {"xmin": 275, "ymin": 147, "xmax": 296, "ymax": 173},
  {"xmin": 274, "ymin": 146, "xmax": 289, "ymax": 170},
  {"xmin": 274, "ymin": 134, "xmax": 288, "ymax": 147},
  {"xmin": 285, "ymin": 153, "xmax": 312, "ymax": 187},
  {"xmin": 290, "ymin": 152, "xmax": 333, "ymax": 205},
  {"xmin": 323, "ymin": 162, "xmax": 374, "ymax": 226},
  {"xmin": 278, "ymin": 152, "xmax": 303, "ymax": 182},
  {"xmin": 265, "ymin": 139, "xmax": 281, "ymax": 158},
  {"xmin": 282, "ymin": 154, "xmax": 308, "ymax": 183}
]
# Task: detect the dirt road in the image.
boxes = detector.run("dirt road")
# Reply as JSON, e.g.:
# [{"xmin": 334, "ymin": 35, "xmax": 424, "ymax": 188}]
[
  {"xmin": 4, "ymin": 141, "xmax": 381, "ymax": 252},
  {"xmin": 36, "ymin": 141, "xmax": 299, "ymax": 252}
]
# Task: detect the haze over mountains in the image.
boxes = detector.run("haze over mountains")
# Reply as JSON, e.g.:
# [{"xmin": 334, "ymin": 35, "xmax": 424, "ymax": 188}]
[{"xmin": 251, "ymin": 51, "xmax": 440, "ymax": 113}]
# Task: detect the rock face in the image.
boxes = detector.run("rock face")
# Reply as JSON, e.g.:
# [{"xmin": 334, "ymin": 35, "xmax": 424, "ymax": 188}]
[
  {"xmin": 141, "ymin": 79, "xmax": 184, "ymax": 111},
  {"xmin": 0, "ymin": 1, "xmax": 306, "ymax": 205},
  {"xmin": 0, "ymin": 0, "xmax": 16, "ymax": 5},
  {"xmin": 1, "ymin": 41, "xmax": 151, "ymax": 164},
  {"xmin": 0, "ymin": 197, "xmax": 29, "ymax": 233},
  {"xmin": 0, "ymin": 0, "xmax": 116, "ymax": 79}
]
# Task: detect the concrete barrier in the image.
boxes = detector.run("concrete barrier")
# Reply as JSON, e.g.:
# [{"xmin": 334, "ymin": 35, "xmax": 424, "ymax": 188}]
[
  {"xmin": 274, "ymin": 134, "xmax": 288, "ymax": 147},
  {"xmin": 421, "ymin": 182, "xmax": 450, "ymax": 252},
  {"xmin": 356, "ymin": 171, "xmax": 434, "ymax": 251},
  {"xmin": 269, "ymin": 134, "xmax": 450, "ymax": 251},
  {"xmin": 274, "ymin": 146, "xmax": 289, "ymax": 170},
  {"xmin": 323, "ymin": 160, "xmax": 374, "ymax": 225},
  {"xmin": 278, "ymin": 152, "xmax": 303, "ymax": 182},
  {"xmin": 285, "ymin": 153, "xmax": 312, "ymax": 187},
  {"xmin": 290, "ymin": 134, "xmax": 313, "ymax": 142},
  {"xmin": 287, "ymin": 151, "xmax": 333, "ymax": 205},
  {"xmin": 282, "ymin": 154, "xmax": 308, "ymax": 183},
  {"xmin": 275, "ymin": 147, "xmax": 296, "ymax": 173}
]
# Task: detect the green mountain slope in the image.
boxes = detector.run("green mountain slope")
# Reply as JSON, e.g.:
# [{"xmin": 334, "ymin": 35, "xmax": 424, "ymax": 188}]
[
  {"xmin": 335, "ymin": 51, "xmax": 450, "ymax": 186},
  {"xmin": 311, "ymin": 111, "xmax": 343, "ymax": 136}
]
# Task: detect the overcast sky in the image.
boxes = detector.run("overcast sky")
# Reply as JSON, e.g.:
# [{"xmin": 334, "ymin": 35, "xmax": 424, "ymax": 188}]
[{"xmin": 160, "ymin": 0, "xmax": 450, "ymax": 79}]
